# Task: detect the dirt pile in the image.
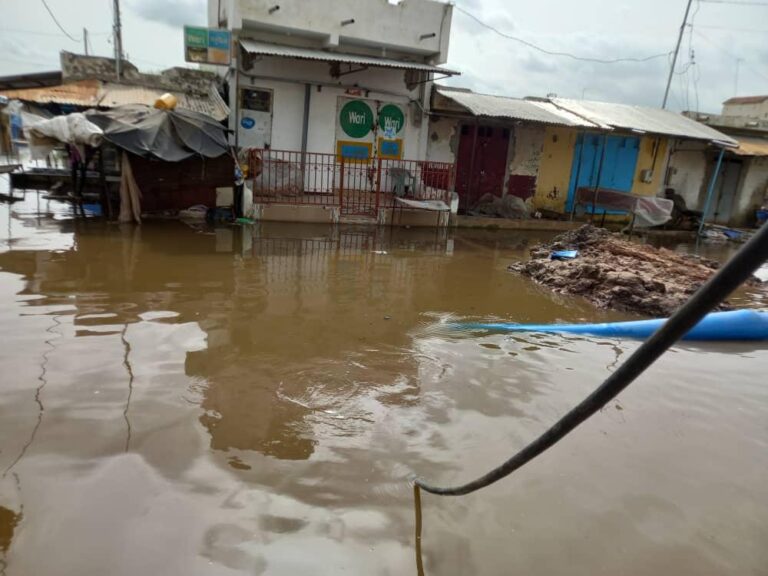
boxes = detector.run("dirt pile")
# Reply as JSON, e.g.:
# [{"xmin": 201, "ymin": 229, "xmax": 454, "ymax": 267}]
[{"xmin": 509, "ymin": 225, "xmax": 744, "ymax": 316}]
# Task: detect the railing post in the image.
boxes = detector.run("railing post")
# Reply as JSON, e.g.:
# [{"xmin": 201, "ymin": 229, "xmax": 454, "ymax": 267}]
[
  {"xmin": 375, "ymin": 157, "xmax": 382, "ymax": 213},
  {"xmin": 339, "ymin": 155, "xmax": 345, "ymax": 212}
]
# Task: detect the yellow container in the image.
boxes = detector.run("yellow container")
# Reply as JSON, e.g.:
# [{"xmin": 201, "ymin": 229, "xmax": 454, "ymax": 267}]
[{"xmin": 154, "ymin": 93, "xmax": 178, "ymax": 111}]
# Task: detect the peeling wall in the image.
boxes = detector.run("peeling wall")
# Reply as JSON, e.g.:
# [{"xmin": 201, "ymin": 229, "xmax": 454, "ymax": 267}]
[
  {"xmin": 508, "ymin": 125, "xmax": 545, "ymax": 177},
  {"xmin": 667, "ymin": 142, "xmax": 708, "ymax": 209},
  {"xmin": 425, "ymin": 116, "xmax": 458, "ymax": 163}
]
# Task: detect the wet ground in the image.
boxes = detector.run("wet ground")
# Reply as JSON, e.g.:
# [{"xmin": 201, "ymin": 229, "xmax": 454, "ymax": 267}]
[{"xmin": 0, "ymin": 196, "xmax": 766, "ymax": 576}]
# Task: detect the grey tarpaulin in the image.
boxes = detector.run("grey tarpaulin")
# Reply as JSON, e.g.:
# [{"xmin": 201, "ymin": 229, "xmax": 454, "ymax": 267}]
[{"xmin": 85, "ymin": 104, "xmax": 228, "ymax": 162}]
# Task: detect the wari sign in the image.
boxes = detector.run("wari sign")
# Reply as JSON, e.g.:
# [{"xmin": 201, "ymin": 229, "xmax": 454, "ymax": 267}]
[
  {"xmin": 378, "ymin": 104, "xmax": 405, "ymax": 139},
  {"xmin": 184, "ymin": 26, "xmax": 231, "ymax": 65},
  {"xmin": 339, "ymin": 100, "xmax": 374, "ymax": 139}
]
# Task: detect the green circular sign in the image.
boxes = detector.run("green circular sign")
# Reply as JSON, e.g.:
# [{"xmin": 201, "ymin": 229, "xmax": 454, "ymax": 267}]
[
  {"xmin": 340, "ymin": 100, "xmax": 373, "ymax": 138},
  {"xmin": 378, "ymin": 104, "xmax": 405, "ymax": 137}
]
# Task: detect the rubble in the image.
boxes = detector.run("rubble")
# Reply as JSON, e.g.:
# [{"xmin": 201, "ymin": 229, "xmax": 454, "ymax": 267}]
[{"xmin": 509, "ymin": 225, "xmax": 755, "ymax": 316}]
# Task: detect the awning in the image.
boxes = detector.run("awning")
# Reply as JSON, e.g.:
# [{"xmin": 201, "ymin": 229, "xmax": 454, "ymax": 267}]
[
  {"xmin": 240, "ymin": 39, "xmax": 459, "ymax": 75},
  {"xmin": 728, "ymin": 135, "xmax": 768, "ymax": 157}
]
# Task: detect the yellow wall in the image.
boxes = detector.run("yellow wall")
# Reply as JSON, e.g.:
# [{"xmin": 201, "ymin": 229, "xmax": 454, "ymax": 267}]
[
  {"xmin": 534, "ymin": 130, "xmax": 672, "ymax": 214},
  {"xmin": 631, "ymin": 136, "xmax": 669, "ymax": 197},
  {"xmin": 533, "ymin": 126, "xmax": 578, "ymax": 212}
]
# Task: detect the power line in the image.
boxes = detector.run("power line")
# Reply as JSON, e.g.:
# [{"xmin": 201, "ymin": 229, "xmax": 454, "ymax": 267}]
[
  {"xmin": 39, "ymin": 0, "xmax": 80, "ymax": 42},
  {"xmin": 455, "ymin": 6, "xmax": 673, "ymax": 64},
  {"xmin": 694, "ymin": 28, "xmax": 768, "ymax": 83}
]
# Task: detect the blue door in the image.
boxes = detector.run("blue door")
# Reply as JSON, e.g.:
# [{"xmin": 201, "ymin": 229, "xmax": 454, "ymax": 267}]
[{"xmin": 566, "ymin": 134, "xmax": 640, "ymax": 212}]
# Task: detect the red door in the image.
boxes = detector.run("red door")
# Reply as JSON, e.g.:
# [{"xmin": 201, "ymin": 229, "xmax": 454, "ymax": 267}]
[{"xmin": 455, "ymin": 124, "xmax": 510, "ymax": 211}]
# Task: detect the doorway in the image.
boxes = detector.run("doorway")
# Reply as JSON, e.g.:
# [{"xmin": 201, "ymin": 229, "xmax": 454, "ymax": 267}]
[
  {"xmin": 455, "ymin": 124, "xmax": 510, "ymax": 211},
  {"xmin": 712, "ymin": 159, "xmax": 742, "ymax": 225}
]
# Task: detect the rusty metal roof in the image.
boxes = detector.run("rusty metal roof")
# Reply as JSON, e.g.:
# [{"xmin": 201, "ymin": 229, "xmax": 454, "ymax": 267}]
[
  {"xmin": 434, "ymin": 87, "xmax": 594, "ymax": 127},
  {"xmin": 240, "ymin": 39, "xmax": 459, "ymax": 75},
  {"xmin": 0, "ymin": 80, "xmax": 100, "ymax": 107},
  {"xmin": 0, "ymin": 80, "xmax": 229, "ymax": 121},
  {"xmin": 99, "ymin": 83, "xmax": 229, "ymax": 121},
  {"xmin": 729, "ymin": 135, "xmax": 768, "ymax": 156},
  {"xmin": 548, "ymin": 98, "xmax": 737, "ymax": 145}
]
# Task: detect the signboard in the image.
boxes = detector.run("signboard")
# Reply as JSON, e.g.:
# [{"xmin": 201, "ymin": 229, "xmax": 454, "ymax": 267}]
[
  {"xmin": 335, "ymin": 97, "xmax": 406, "ymax": 162},
  {"xmin": 184, "ymin": 26, "xmax": 231, "ymax": 65},
  {"xmin": 339, "ymin": 100, "xmax": 374, "ymax": 139},
  {"xmin": 378, "ymin": 104, "xmax": 405, "ymax": 139}
]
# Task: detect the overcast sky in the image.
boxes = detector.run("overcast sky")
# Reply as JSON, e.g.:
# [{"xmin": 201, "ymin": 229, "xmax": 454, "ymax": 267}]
[{"xmin": 2, "ymin": 0, "xmax": 767, "ymax": 112}]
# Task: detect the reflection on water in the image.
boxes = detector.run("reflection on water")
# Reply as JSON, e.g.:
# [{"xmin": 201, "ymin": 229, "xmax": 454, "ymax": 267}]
[{"xmin": 0, "ymin": 198, "xmax": 766, "ymax": 575}]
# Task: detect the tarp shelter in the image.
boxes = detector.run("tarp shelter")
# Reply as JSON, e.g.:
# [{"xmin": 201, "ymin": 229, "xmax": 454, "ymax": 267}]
[{"xmin": 85, "ymin": 105, "xmax": 229, "ymax": 162}]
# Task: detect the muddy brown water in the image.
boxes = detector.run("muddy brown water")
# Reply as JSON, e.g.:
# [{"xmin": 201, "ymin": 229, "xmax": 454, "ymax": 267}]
[{"xmin": 0, "ymin": 199, "xmax": 766, "ymax": 575}]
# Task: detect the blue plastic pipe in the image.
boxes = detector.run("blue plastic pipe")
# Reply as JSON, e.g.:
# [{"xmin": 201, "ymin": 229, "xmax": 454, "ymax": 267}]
[
  {"xmin": 698, "ymin": 146, "xmax": 726, "ymax": 237},
  {"xmin": 457, "ymin": 309, "xmax": 768, "ymax": 341}
]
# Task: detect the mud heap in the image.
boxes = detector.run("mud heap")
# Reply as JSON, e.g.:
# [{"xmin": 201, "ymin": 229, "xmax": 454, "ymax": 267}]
[{"xmin": 509, "ymin": 225, "xmax": 739, "ymax": 316}]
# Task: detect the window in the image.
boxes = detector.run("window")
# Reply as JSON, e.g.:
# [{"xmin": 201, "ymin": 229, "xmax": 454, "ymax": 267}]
[{"xmin": 241, "ymin": 88, "xmax": 271, "ymax": 112}]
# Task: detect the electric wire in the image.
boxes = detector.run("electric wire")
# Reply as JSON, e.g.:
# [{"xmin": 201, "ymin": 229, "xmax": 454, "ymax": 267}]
[{"xmin": 39, "ymin": 0, "xmax": 80, "ymax": 42}]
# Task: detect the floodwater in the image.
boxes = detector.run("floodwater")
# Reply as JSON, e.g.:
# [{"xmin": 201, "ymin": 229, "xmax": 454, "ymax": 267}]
[{"xmin": 0, "ymin": 198, "xmax": 766, "ymax": 576}]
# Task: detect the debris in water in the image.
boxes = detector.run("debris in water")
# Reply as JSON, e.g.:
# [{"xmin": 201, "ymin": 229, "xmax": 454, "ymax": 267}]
[{"xmin": 509, "ymin": 225, "xmax": 758, "ymax": 316}]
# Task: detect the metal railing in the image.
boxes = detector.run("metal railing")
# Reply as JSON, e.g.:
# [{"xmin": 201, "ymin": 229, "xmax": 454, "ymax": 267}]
[{"xmin": 248, "ymin": 148, "xmax": 454, "ymax": 217}]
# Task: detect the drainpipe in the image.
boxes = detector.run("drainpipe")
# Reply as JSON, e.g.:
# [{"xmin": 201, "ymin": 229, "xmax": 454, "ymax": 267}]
[
  {"xmin": 465, "ymin": 118, "xmax": 479, "ymax": 210},
  {"xmin": 698, "ymin": 147, "xmax": 726, "ymax": 237},
  {"xmin": 300, "ymin": 83, "xmax": 311, "ymax": 192}
]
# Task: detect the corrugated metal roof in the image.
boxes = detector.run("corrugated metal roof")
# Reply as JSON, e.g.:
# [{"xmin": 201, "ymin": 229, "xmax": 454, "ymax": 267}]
[
  {"xmin": 548, "ymin": 98, "xmax": 737, "ymax": 145},
  {"xmin": 729, "ymin": 135, "xmax": 768, "ymax": 156},
  {"xmin": 434, "ymin": 87, "xmax": 594, "ymax": 127},
  {"xmin": 0, "ymin": 80, "xmax": 100, "ymax": 107},
  {"xmin": 240, "ymin": 39, "xmax": 459, "ymax": 75}
]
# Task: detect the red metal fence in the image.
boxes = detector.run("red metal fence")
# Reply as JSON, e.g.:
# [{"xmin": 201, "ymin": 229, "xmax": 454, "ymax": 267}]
[{"xmin": 248, "ymin": 149, "xmax": 454, "ymax": 217}]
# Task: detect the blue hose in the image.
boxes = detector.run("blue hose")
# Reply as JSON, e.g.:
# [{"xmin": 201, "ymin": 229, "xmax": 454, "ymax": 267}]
[{"xmin": 457, "ymin": 309, "xmax": 768, "ymax": 341}]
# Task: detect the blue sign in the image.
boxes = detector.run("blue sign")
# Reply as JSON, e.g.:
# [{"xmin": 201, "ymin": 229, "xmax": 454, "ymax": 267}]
[
  {"xmin": 241, "ymin": 117, "xmax": 256, "ymax": 129},
  {"xmin": 341, "ymin": 144, "xmax": 370, "ymax": 160},
  {"xmin": 208, "ymin": 29, "xmax": 230, "ymax": 50},
  {"xmin": 380, "ymin": 140, "xmax": 401, "ymax": 157}
]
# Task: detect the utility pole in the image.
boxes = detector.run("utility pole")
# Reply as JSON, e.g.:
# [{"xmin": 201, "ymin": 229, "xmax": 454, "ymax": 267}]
[
  {"xmin": 83, "ymin": 28, "xmax": 89, "ymax": 55},
  {"xmin": 734, "ymin": 58, "xmax": 742, "ymax": 96},
  {"xmin": 113, "ymin": 0, "xmax": 123, "ymax": 80},
  {"xmin": 662, "ymin": 0, "xmax": 694, "ymax": 109}
]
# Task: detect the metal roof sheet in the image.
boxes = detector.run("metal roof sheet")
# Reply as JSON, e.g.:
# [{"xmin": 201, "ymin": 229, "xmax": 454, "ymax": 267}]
[
  {"xmin": 99, "ymin": 83, "xmax": 229, "ymax": 121},
  {"xmin": 729, "ymin": 135, "xmax": 768, "ymax": 157},
  {"xmin": 240, "ymin": 39, "xmax": 459, "ymax": 75},
  {"xmin": 435, "ymin": 87, "xmax": 594, "ymax": 127},
  {"xmin": 549, "ymin": 98, "xmax": 737, "ymax": 145},
  {"xmin": 0, "ymin": 80, "xmax": 229, "ymax": 121},
  {"xmin": 0, "ymin": 80, "xmax": 100, "ymax": 107}
]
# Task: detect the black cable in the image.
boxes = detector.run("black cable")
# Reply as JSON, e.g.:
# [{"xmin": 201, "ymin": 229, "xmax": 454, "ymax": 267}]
[
  {"xmin": 40, "ymin": 0, "xmax": 80, "ymax": 42},
  {"xmin": 416, "ymin": 223, "xmax": 768, "ymax": 496},
  {"xmin": 455, "ymin": 6, "xmax": 673, "ymax": 64}
]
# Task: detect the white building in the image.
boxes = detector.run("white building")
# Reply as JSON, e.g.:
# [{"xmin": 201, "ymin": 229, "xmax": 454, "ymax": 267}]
[
  {"xmin": 210, "ymin": 0, "xmax": 453, "ymax": 156},
  {"xmin": 208, "ymin": 0, "xmax": 456, "ymax": 223}
]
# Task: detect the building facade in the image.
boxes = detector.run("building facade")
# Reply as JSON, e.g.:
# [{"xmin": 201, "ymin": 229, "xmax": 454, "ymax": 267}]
[
  {"xmin": 677, "ymin": 107, "xmax": 768, "ymax": 227},
  {"xmin": 427, "ymin": 88, "xmax": 733, "ymax": 220}
]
